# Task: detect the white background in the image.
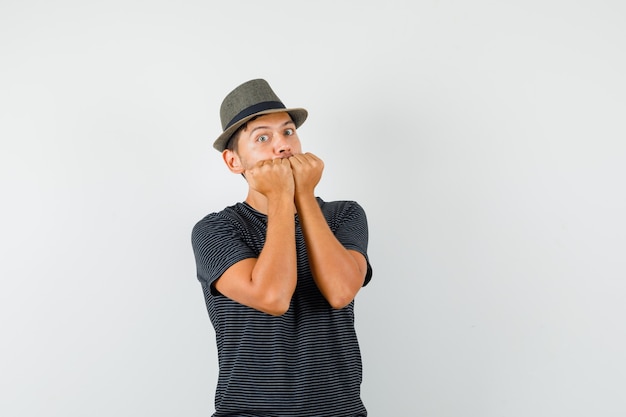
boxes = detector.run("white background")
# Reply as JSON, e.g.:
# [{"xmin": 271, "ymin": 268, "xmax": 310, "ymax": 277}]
[{"xmin": 1, "ymin": 1, "xmax": 625, "ymax": 416}]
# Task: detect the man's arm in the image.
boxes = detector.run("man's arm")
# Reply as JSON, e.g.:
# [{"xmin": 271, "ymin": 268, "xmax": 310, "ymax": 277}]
[
  {"xmin": 214, "ymin": 158, "xmax": 297, "ymax": 316},
  {"xmin": 289, "ymin": 153, "xmax": 368, "ymax": 309}
]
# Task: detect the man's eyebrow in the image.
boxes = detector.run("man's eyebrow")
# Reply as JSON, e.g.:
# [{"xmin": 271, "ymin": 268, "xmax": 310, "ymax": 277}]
[{"xmin": 248, "ymin": 119, "xmax": 295, "ymax": 135}]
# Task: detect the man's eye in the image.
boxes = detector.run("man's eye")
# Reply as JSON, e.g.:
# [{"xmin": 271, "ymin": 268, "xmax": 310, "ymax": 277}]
[
  {"xmin": 285, "ymin": 128, "xmax": 294, "ymax": 136},
  {"xmin": 257, "ymin": 135, "xmax": 269, "ymax": 143}
]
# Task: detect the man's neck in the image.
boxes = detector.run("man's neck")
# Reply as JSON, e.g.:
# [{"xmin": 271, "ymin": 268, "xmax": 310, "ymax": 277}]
[{"xmin": 245, "ymin": 189, "xmax": 296, "ymax": 215}]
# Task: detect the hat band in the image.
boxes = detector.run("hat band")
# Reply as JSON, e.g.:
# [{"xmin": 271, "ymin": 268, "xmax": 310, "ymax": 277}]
[{"xmin": 225, "ymin": 101, "xmax": 286, "ymax": 130}]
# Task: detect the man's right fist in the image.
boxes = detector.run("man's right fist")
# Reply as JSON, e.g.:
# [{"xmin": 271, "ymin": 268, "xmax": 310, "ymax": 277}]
[{"xmin": 246, "ymin": 157, "xmax": 295, "ymax": 198}]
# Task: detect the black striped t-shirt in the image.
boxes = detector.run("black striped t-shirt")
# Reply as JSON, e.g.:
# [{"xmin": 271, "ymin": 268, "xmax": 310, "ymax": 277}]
[{"xmin": 191, "ymin": 197, "xmax": 372, "ymax": 417}]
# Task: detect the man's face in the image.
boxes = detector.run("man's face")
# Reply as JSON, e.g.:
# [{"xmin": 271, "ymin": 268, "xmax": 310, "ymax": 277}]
[{"xmin": 229, "ymin": 112, "xmax": 302, "ymax": 172}]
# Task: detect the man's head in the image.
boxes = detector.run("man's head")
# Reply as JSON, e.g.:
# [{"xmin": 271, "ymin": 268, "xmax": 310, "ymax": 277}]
[{"xmin": 214, "ymin": 79, "xmax": 307, "ymax": 152}]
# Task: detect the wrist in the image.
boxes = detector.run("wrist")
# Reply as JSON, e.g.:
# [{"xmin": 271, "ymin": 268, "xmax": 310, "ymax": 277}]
[
  {"xmin": 268, "ymin": 192, "xmax": 296, "ymax": 212},
  {"xmin": 294, "ymin": 189, "xmax": 317, "ymax": 207}
]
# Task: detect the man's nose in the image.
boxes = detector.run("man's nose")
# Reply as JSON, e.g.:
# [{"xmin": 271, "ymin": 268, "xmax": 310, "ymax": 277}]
[{"xmin": 276, "ymin": 134, "xmax": 291, "ymax": 154}]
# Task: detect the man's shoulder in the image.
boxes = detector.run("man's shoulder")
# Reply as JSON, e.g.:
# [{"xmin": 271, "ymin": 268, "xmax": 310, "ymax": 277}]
[
  {"xmin": 195, "ymin": 202, "xmax": 250, "ymax": 222},
  {"xmin": 192, "ymin": 203, "xmax": 247, "ymax": 237},
  {"xmin": 317, "ymin": 197, "xmax": 365, "ymax": 215}
]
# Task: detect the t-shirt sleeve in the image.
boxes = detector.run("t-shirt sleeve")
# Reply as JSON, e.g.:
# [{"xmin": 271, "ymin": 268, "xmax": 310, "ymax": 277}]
[
  {"xmin": 332, "ymin": 201, "xmax": 373, "ymax": 286},
  {"xmin": 191, "ymin": 213, "xmax": 257, "ymax": 292}
]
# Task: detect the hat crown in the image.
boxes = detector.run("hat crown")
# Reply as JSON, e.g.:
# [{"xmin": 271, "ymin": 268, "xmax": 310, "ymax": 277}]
[{"xmin": 220, "ymin": 79, "xmax": 284, "ymax": 131}]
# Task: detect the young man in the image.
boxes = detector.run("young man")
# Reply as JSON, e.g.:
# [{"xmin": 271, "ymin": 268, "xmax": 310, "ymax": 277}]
[{"xmin": 191, "ymin": 79, "xmax": 373, "ymax": 417}]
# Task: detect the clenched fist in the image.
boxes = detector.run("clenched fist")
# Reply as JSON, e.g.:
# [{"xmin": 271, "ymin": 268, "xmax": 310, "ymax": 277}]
[
  {"xmin": 246, "ymin": 157, "xmax": 295, "ymax": 199},
  {"xmin": 288, "ymin": 153, "xmax": 324, "ymax": 196}
]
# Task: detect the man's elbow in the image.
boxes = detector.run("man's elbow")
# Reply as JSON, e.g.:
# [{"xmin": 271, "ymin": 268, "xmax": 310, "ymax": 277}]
[
  {"xmin": 326, "ymin": 292, "xmax": 357, "ymax": 310},
  {"xmin": 257, "ymin": 291, "xmax": 293, "ymax": 316},
  {"xmin": 324, "ymin": 277, "xmax": 363, "ymax": 309},
  {"xmin": 262, "ymin": 301, "xmax": 291, "ymax": 316}
]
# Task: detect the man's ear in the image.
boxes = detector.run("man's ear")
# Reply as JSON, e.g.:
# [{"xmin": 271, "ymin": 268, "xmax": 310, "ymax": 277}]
[{"xmin": 222, "ymin": 149, "xmax": 244, "ymax": 174}]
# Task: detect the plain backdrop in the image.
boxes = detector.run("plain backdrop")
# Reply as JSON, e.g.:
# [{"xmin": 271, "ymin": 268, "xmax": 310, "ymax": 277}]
[{"xmin": 1, "ymin": 1, "xmax": 625, "ymax": 416}]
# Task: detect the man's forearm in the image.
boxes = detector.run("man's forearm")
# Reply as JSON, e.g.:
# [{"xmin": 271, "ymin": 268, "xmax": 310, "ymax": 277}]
[
  {"xmin": 295, "ymin": 192, "xmax": 365, "ymax": 308},
  {"xmin": 251, "ymin": 195, "xmax": 298, "ymax": 313}
]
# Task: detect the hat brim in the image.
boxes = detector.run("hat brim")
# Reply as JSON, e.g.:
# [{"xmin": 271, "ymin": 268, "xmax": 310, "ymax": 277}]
[{"xmin": 213, "ymin": 107, "xmax": 308, "ymax": 152}]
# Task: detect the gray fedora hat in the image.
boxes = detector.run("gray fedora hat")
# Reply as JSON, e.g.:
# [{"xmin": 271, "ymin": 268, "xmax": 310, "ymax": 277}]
[{"xmin": 213, "ymin": 79, "xmax": 308, "ymax": 152}]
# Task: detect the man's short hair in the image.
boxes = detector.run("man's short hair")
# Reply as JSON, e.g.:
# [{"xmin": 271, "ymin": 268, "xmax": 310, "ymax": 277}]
[{"xmin": 225, "ymin": 116, "xmax": 260, "ymax": 152}]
